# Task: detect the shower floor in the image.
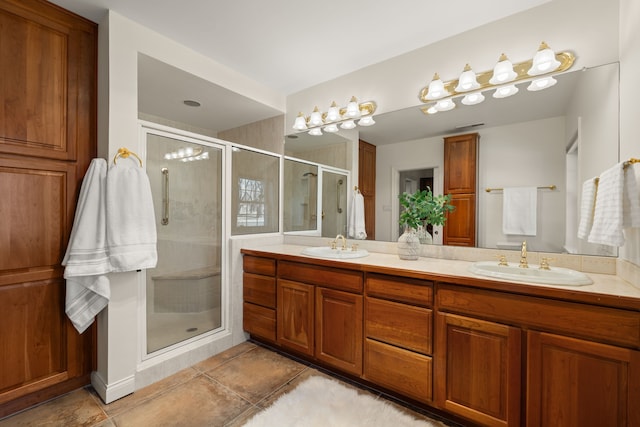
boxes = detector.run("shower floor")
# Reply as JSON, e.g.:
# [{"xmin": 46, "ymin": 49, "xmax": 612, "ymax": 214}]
[{"xmin": 147, "ymin": 307, "xmax": 222, "ymax": 354}]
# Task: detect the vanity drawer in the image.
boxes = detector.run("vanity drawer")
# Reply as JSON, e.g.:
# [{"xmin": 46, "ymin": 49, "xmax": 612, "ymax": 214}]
[
  {"xmin": 365, "ymin": 297, "xmax": 432, "ymax": 354},
  {"xmin": 278, "ymin": 260, "xmax": 363, "ymax": 293},
  {"xmin": 243, "ymin": 302, "xmax": 276, "ymax": 342},
  {"xmin": 364, "ymin": 338, "xmax": 432, "ymax": 403},
  {"xmin": 437, "ymin": 283, "xmax": 640, "ymax": 349},
  {"xmin": 243, "ymin": 273, "xmax": 276, "ymax": 308},
  {"xmin": 366, "ymin": 273, "xmax": 433, "ymax": 307},
  {"xmin": 243, "ymin": 255, "xmax": 276, "ymax": 276}
]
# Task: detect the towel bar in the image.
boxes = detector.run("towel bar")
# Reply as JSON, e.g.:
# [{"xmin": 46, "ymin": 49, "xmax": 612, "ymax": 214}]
[
  {"xmin": 113, "ymin": 147, "xmax": 143, "ymax": 167},
  {"xmin": 485, "ymin": 185, "xmax": 556, "ymax": 193}
]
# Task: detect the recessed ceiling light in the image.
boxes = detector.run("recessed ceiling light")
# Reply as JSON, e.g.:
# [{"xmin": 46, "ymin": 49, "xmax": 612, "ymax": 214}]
[{"xmin": 183, "ymin": 100, "xmax": 201, "ymax": 107}]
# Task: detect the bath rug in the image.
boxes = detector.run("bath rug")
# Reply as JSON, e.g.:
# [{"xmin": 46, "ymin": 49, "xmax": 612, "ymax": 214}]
[{"xmin": 243, "ymin": 375, "xmax": 444, "ymax": 427}]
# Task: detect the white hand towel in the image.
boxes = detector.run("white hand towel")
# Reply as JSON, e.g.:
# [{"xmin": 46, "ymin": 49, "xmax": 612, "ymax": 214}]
[
  {"xmin": 622, "ymin": 164, "xmax": 640, "ymax": 228},
  {"xmin": 107, "ymin": 161, "xmax": 158, "ymax": 272},
  {"xmin": 502, "ymin": 187, "xmax": 537, "ymax": 236},
  {"xmin": 65, "ymin": 275, "xmax": 110, "ymax": 333},
  {"xmin": 348, "ymin": 192, "xmax": 367, "ymax": 240},
  {"xmin": 577, "ymin": 177, "xmax": 598, "ymax": 239},
  {"xmin": 589, "ymin": 162, "xmax": 625, "ymax": 246},
  {"xmin": 62, "ymin": 158, "xmax": 111, "ymax": 333}
]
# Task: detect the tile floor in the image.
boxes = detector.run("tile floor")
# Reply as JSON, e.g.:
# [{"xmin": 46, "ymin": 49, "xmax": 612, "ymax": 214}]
[{"xmin": 0, "ymin": 341, "xmax": 457, "ymax": 427}]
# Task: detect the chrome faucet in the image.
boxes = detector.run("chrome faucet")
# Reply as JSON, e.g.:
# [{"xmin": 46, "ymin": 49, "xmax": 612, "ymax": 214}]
[
  {"xmin": 519, "ymin": 241, "xmax": 528, "ymax": 268},
  {"xmin": 334, "ymin": 234, "xmax": 347, "ymax": 250}
]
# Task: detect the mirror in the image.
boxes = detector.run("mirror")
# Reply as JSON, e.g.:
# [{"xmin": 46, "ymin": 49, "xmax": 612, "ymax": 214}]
[{"xmin": 285, "ymin": 62, "xmax": 620, "ymax": 256}]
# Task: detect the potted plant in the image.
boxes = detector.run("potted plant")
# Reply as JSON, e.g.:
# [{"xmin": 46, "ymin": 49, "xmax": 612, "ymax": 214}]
[{"xmin": 397, "ymin": 188, "xmax": 455, "ymax": 259}]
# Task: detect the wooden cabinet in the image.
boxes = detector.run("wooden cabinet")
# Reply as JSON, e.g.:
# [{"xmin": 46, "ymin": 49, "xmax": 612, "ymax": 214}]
[
  {"xmin": 364, "ymin": 274, "xmax": 433, "ymax": 403},
  {"xmin": 0, "ymin": 0, "xmax": 96, "ymax": 417},
  {"xmin": 242, "ymin": 255, "xmax": 276, "ymax": 343},
  {"xmin": 437, "ymin": 282, "xmax": 640, "ymax": 427},
  {"xmin": 241, "ymin": 251, "xmax": 640, "ymax": 427},
  {"xmin": 278, "ymin": 260, "xmax": 363, "ymax": 370},
  {"xmin": 435, "ymin": 312, "xmax": 521, "ymax": 427},
  {"xmin": 527, "ymin": 331, "xmax": 640, "ymax": 427},
  {"xmin": 358, "ymin": 139, "xmax": 376, "ymax": 239},
  {"xmin": 316, "ymin": 287, "xmax": 362, "ymax": 375},
  {"xmin": 443, "ymin": 133, "xmax": 477, "ymax": 247}
]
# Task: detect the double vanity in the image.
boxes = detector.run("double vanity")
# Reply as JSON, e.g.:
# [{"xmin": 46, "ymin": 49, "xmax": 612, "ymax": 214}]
[{"xmin": 241, "ymin": 244, "xmax": 640, "ymax": 427}]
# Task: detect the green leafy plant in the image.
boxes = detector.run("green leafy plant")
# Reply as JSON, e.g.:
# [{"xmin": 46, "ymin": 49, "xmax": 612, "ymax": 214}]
[{"xmin": 398, "ymin": 188, "xmax": 455, "ymax": 230}]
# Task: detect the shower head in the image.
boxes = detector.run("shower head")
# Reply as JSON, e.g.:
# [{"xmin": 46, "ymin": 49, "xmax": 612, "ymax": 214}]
[{"xmin": 303, "ymin": 172, "xmax": 317, "ymax": 177}]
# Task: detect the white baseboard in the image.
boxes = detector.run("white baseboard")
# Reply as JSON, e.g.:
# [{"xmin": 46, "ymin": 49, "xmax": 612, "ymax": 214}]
[{"xmin": 91, "ymin": 371, "xmax": 135, "ymax": 404}]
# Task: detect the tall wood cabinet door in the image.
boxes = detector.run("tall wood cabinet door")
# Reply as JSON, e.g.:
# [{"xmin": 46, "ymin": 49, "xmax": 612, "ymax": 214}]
[
  {"xmin": 277, "ymin": 279, "xmax": 314, "ymax": 356},
  {"xmin": 0, "ymin": 0, "xmax": 96, "ymax": 161},
  {"xmin": 315, "ymin": 287, "xmax": 363, "ymax": 375},
  {"xmin": 443, "ymin": 133, "xmax": 477, "ymax": 246},
  {"xmin": 527, "ymin": 331, "xmax": 640, "ymax": 427},
  {"xmin": 358, "ymin": 139, "xmax": 375, "ymax": 239},
  {"xmin": 0, "ymin": 157, "xmax": 93, "ymax": 417},
  {"xmin": 435, "ymin": 312, "xmax": 521, "ymax": 427}
]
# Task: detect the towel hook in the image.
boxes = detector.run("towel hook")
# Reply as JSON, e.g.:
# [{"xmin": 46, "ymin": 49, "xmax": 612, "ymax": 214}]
[{"xmin": 113, "ymin": 147, "xmax": 143, "ymax": 167}]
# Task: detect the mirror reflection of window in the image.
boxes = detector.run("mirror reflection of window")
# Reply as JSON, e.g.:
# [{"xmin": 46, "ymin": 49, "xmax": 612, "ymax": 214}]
[
  {"xmin": 231, "ymin": 148, "xmax": 279, "ymax": 235},
  {"xmin": 283, "ymin": 159, "xmax": 318, "ymax": 232}
]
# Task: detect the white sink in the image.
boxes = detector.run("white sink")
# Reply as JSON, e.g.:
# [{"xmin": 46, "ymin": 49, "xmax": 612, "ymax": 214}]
[
  {"xmin": 301, "ymin": 246, "xmax": 369, "ymax": 259},
  {"xmin": 469, "ymin": 261, "xmax": 593, "ymax": 286}
]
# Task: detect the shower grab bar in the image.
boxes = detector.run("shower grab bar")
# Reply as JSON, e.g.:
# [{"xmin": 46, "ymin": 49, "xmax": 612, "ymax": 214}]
[
  {"xmin": 337, "ymin": 179, "xmax": 343, "ymax": 214},
  {"xmin": 161, "ymin": 167, "xmax": 169, "ymax": 225}
]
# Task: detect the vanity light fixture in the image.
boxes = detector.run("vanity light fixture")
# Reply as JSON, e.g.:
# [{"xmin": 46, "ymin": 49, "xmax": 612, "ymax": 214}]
[
  {"xmin": 419, "ymin": 42, "xmax": 574, "ymax": 116},
  {"xmin": 455, "ymin": 64, "xmax": 481, "ymax": 92},
  {"xmin": 291, "ymin": 96, "xmax": 377, "ymax": 136}
]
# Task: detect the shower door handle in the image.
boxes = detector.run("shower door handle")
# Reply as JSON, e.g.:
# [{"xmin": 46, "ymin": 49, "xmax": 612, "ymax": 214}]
[
  {"xmin": 337, "ymin": 180, "xmax": 343, "ymax": 213},
  {"xmin": 161, "ymin": 167, "xmax": 169, "ymax": 225}
]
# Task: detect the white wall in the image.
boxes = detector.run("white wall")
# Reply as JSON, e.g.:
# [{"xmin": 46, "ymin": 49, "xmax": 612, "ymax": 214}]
[{"xmin": 95, "ymin": 10, "xmax": 285, "ymax": 403}]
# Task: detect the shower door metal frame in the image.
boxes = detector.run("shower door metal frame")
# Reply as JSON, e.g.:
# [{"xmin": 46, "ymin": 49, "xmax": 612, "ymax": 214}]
[{"xmin": 137, "ymin": 121, "xmax": 229, "ymax": 365}]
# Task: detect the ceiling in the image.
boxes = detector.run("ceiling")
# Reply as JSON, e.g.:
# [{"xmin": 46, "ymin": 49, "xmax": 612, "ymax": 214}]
[{"xmin": 48, "ymin": 0, "xmax": 556, "ymax": 147}]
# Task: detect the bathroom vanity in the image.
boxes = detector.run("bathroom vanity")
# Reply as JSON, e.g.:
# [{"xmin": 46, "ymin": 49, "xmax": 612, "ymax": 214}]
[{"xmin": 241, "ymin": 245, "xmax": 640, "ymax": 427}]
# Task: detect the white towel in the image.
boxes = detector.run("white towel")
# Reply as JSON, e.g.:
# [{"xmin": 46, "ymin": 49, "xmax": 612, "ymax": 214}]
[
  {"xmin": 348, "ymin": 191, "xmax": 367, "ymax": 240},
  {"xmin": 622, "ymin": 163, "xmax": 640, "ymax": 228},
  {"xmin": 577, "ymin": 177, "xmax": 598, "ymax": 239},
  {"xmin": 62, "ymin": 159, "xmax": 111, "ymax": 333},
  {"xmin": 589, "ymin": 162, "xmax": 625, "ymax": 246},
  {"xmin": 502, "ymin": 187, "xmax": 537, "ymax": 236},
  {"xmin": 107, "ymin": 161, "xmax": 158, "ymax": 272}
]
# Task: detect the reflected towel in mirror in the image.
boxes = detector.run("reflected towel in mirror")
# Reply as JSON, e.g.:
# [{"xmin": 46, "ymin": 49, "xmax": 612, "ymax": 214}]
[
  {"xmin": 502, "ymin": 187, "xmax": 537, "ymax": 236},
  {"xmin": 348, "ymin": 191, "xmax": 367, "ymax": 239}
]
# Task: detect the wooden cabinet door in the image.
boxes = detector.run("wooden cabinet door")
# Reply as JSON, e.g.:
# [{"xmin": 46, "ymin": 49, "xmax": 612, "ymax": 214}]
[
  {"xmin": 527, "ymin": 331, "xmax": 640, "ymax": 427},
  {"xmin": 277, "ymin": 279, "xmax": 314, "ymax": 356},
  {"xmin": 315, "ymin": 287, "xmax": 363, "ymax": 375},
  {"xmin": 443, "ymin": 133, "xmax": 477, "ymax": 247},
  {"xmin": 0, "ymin": 0, "xmax": 96, "ymax": 161},
  {"xmin": 443, "ymin": 194, "xmax": 476, "ymax": 247},
  {"xmin": 435, "ymin": 312, "xmax": 521, "ymax": 427},
  {"xmin": 443, "ymin": 133, "xmax": 477, "ymax": 194},
  {"xmin": 358, "ymin": 140, "xmax": 376, "ymax": 239}
]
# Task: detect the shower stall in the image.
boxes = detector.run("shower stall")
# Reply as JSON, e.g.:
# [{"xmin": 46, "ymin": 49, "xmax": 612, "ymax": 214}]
[{"xmin": 141, "ymin": 125, "xmax": 225, "ymax": 356}]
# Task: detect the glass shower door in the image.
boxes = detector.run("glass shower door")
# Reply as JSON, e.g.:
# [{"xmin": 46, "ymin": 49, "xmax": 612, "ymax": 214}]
[{"xmin": 144, "ymin": 130, "xmax": 223, "ymax": 354}]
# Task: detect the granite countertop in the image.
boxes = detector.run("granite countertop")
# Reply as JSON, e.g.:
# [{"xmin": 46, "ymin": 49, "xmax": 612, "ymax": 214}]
[{"xmin": 241, "ymin": 244, "xmax": 640, "ymax": 311}]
